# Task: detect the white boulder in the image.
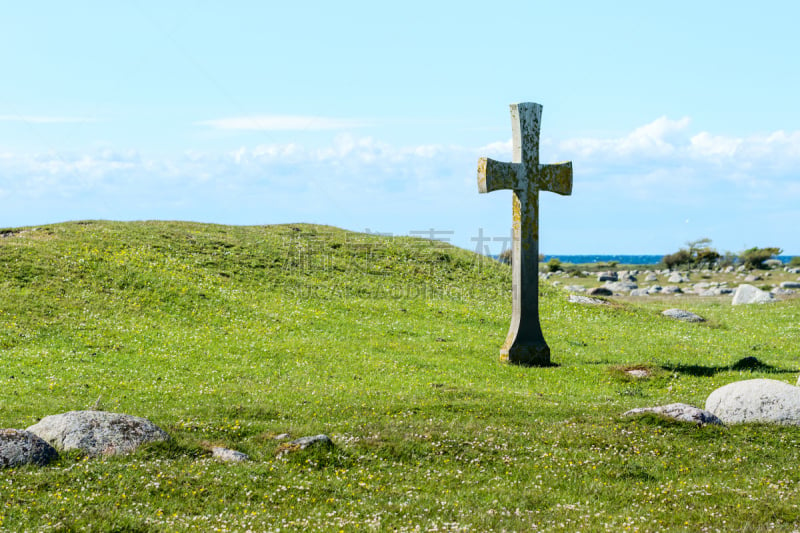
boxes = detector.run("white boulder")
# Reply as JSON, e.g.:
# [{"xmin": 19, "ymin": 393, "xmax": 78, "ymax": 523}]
[
  {"xmin": 705, "ymin": 379, "xmax": 800, "ymax": 425},
  {"xmin": 26, "ymin": 411, "xmax": 169, "ymax": 456},
  {"xmin": 732, "ymin": 284, "xmax": 774, "ymax": 305}
]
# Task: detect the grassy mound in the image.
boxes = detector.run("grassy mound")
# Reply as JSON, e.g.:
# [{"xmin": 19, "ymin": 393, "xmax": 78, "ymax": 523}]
[{"xmin": 1, "ymin": 220, "xmax": 799, "ymax": 531}]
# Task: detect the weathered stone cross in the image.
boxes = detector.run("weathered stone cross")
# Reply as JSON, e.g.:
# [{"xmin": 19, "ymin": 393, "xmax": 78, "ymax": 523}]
[{"xmin": 477, "ymin": 102, "xmax": 573, "ymax": 366}]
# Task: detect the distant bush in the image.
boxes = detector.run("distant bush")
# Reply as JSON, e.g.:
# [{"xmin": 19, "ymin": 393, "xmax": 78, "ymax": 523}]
[
  {"xmin": 740, "ymin": 247, "xmax": 782, "ymax": 270},
  {"xmin": 594, "ymin": 260, "xmax": 618, "ymax": 269},
  {"xmin": 547, "ymin": 258, "xmax": 562, "ymax": 273},
  {"xmin": 662, "ymin": 238, "xmax": 722, "ymax": 269},
  {"xmin": 663, "ymin": 249, "xmax": 691, "ymax": 270},
  {"xmin": 789, "ymin": 256, "xmax": 800, "ymax": 267},
  {"xmin": 695, "ymin": 248, "xmax": 721, "ymax": 266}
]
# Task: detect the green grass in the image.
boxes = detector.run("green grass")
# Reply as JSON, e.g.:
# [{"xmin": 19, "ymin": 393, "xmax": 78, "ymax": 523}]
[{"xmin": 1, "ymin": 220, "xmax": 799, "ymax": 531}]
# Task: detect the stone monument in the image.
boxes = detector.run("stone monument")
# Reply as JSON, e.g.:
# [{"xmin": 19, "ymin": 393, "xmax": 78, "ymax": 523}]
[{"xmin": 477, "ymin": 102, "xmax": 573, "ymax": 366}]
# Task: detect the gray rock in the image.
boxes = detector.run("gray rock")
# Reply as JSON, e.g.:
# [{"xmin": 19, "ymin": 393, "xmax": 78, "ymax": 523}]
[
  {"xmin": 597, "ymin": 271, "xmax": 618, "ymax": 282},
  {"xmin": 619, "ymin": 273, "xmax": 637, "ymax": 282},
  {"xmin": 772, "ymin": 287, "xmax": 796, "ymax": 296},
  {"xmin": 276, "ymin": 434, "xmax": 334, "ymax": 457},
  {"xmin": 587, "ymin": 287, "xmax": 613, "ymax": 296},
  {"xmin": 744, "ymin": 274, "xmax": 763, "ymax": 282},
  {"xmin": 661, "ymin": 285, "xmax": 683, "ymax": 295},
  {"xmin": 732, "ymin": 284, "xmax": 774, "ymax": 305},
  {"xmin": 705, "ymin": 379, "xmax": 800, "ymax": 425},
  {"xmin": 0, "ymin": 429, "xmax": 59, "ymax": 468},
  {"xmin": 564, "ymin": 285, "xmax": 586, "ymax": 293},
  {"xmin": 605, "ymin": 280, "xmax": 638, "ymax": 292},
  {"xmin": 629, "ymin": 288, "xmax": 650, "ymax": 297},
  {"xmin": 211, "ymin": 446, "xmax": 250, "ymax": 462},
  {"xmin": 697, "ymin": 288, "xmax": 720, "ymax": 297},
  {"xmin": 697, "ymin": 287, "xmax": 731, "ymax": 296},
  {"xmin": 780, "ymin": 281, "xmax": 800, "ymax": 289},
  {"xmin": 786, "ymin": 268, "xmax": 800, "ymax": 274},
  {"xmin": 644, "ymin": 273, "xmax": 659, "ymax": 282},
  {"xmin": 568, "ymin": 294, "xmax": 609, "ymax": 305},
  {"xmin": 667, "ymin": 272, "xmax": 690, "ymax": 283},
  {"xmin": 26, "ymin": 411, "xmax": 169, "ymax": 456},
  {"xmin": 623, "ymin": 403, "xmax": 723, "ymax": 426},
  {"xmin": 646, "ymin": 285, "xmax": 663, "ymax": 294},
  {"xmin": 764, "ymin": 259, "xmax": 783, "ymax": 269},
  {"xmin": 662, "ymin": 309, "xmax": 705, "ymax": 322},
  {"xmin": 291, "ymin": 434, "xmax": 333, "ymax": 448}
]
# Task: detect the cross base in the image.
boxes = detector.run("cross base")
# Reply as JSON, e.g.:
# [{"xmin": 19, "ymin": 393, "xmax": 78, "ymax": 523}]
[{"xmin": 500, "ymin": 341, "xmax": 552, "ymax": 367}]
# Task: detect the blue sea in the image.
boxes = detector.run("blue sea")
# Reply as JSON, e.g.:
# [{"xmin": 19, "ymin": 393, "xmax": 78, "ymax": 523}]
[
  {"xmin": 539, "ymin": 255, "xmax": 796, "ymax": 265},
  {"xmin": 541, "ymin": 255, "xmax": 663, "ymax": 265}
]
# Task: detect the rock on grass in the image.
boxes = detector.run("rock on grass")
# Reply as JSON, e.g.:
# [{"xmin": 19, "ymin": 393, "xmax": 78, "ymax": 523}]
[
  {"xmin": 732, "ymin": 284, "xmax": 774, "ymax": 305},
  {"xmin": 623, "ymin": 403, "xmax": 723, "ymax": 426},
  {"xmin": 568, "ymin": 294, "xmax": 609, "ymax": 305},
  {"xmin": 26, "ymin": 411, "xmax": 170, "ymax": 457},
  {"xmin": 662, "ymin": 309, "xmax": 705, "ymax": 322},
  {"xmin": 276, "ymin": 434, "xmax": 333, "ymax": 457},
  {"xmin": 705, "ymin": 379, "xmax": 800, "ymax": 425},
  {"xmin": 212, "ymin": 447, "xmax": 250, "ymax": 462},
  {"xmin": 0, "ymin": 429, "xmax": 59, "ymax": 467}
]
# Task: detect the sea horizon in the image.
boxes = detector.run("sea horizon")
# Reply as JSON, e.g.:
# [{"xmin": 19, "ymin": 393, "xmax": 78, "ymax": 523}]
[{"xmin": 497, "ymin": 254, "xmax": 798, "ymax": 266}]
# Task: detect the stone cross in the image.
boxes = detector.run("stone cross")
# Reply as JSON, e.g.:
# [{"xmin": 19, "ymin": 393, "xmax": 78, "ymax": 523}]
[{"xmin": 477, "ymin": 102, "xmax": 573, "ymax": 366}]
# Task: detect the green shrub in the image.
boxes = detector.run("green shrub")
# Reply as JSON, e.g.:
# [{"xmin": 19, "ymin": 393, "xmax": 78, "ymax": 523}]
[
  {"xmin": 789, "ymin": 256, "xmax": 800, "ymax": 267},
  {"xmin": 662, "ymin": 238, "xmax": 723, "ymax": 269},
  {"xmin": 741, "ymin": 247, "xmax": 782, "ymax": 269},
  {"xmin": 547, "ymin": 258, "xmax": 562, "ymax": 272},
  {"xmin": 695, "ymin": 248, "xmax": 721, "ymax": 266},
  {"xmin": 662, "ymin": 249, "xmax": 691, "ymax": 269}
]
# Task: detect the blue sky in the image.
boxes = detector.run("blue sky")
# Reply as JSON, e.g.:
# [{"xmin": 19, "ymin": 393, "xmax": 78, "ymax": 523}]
[{"xmin": 2, "ymin": 1, "xmax": 799, "ymax": 254}]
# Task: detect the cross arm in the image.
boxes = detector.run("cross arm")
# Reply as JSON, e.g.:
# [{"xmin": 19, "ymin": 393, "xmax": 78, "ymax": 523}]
[
  {"xmin": 477, "ymin": 157, "xmax": 519, "ymax": 193},
  {"xmin": 537, "ymin": 161, "xmax": 573, "ymax": 196}
]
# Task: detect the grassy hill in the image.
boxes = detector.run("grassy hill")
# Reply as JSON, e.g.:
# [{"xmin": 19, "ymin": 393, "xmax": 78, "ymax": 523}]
[{"xmin": 1, "ymin": 220, "xmax": 799, "ymax": 531}]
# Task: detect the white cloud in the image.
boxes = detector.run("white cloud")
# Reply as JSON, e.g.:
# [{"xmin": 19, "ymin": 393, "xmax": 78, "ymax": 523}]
[
  {"xmin": 3, "ymin": 119, "xmax": 799, "ymax": 201},
  {"xmin": 555, "ymin": 116, "xmax": 800, "ymax": 185},
  {"xmin": 1, "ymin": 117, "xmax": 799, "ymax": 252},
  {"xmin": 559, "ymin": 116, "xmax": 691, "ymax": 159},
  {"xmin": 477, "ymin": 139, "xmax": 512, "ymax": 158},
  {"xmin": 689, "ymin": 132, "xmax": 742, "ymax": 158},
  {"xmin": 619, "ymin": 116, "xmax": 690, "ymax": 156},
  {"xmin": 197, "ymin": 115, "xmax": 370, "ymax": 131}
]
